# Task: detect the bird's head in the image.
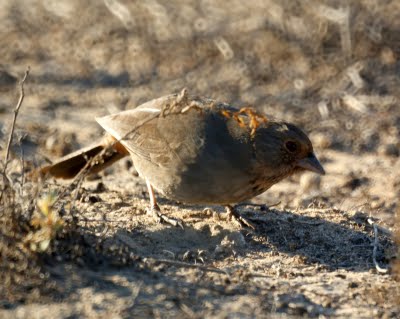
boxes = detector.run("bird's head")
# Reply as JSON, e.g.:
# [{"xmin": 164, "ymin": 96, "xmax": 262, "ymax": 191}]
[{"xmin": 254, "ymin": 121, "xmax": 325, "ymax": 178}]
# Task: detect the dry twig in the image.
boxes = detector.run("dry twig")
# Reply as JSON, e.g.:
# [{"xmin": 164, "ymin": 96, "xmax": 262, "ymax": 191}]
[
  {"xmin": 0, "ymin": 67, "xmax": 30, "ymax": 202},
  {"xmin": 367, "ymin": 218, "xmax": 389, "ymax": 274},
  {"xmin": 149, "ymin": 258, "xmax": 229, "ymax": 275},
  {"xmin": 298, "ymin": 207, "xmax": 343, "ymax": 214},
  {"xmin": 148, "ymin": 257, "xmax": 270, "ymax": 279}
]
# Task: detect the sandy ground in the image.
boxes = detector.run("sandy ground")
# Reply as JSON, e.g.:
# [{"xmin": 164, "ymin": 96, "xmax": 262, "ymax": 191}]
[{"xmin": 0, "ymin": 1, "xmax": 399, "ymax": 318}]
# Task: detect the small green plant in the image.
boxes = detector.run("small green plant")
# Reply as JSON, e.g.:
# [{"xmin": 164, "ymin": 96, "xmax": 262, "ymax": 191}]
[{"xmin": 25, "ymin": 192, "xmax": 64, "ymax": 252}]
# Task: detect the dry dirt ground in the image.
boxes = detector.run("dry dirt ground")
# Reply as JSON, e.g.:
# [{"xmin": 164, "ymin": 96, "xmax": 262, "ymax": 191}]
[{"xmin": 0, "ymin": 1, "xmax": 399, "ymax": 318}]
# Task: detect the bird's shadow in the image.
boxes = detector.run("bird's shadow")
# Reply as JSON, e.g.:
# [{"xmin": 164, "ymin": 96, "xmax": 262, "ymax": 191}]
[
  {"xmin": 242, "ymin": 207, "xmax": 388, "ymax": 271},
  {"xmin": 117, "ymin": 202, "xmax": 393, "ymax": 272}
]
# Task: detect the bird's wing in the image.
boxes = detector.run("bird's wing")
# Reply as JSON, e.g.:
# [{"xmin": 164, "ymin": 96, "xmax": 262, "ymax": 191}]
[{"xmin": 96, "ymin": 94, "xmax": 209, "ymax": 167}]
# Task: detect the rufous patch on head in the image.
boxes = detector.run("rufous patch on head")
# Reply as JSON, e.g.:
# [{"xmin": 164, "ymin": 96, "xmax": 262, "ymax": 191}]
[
  {"xmin": 238, "ymin": 107, "xmax": 268, "ymax": 137},
  {"xmin": 221, "ymin": 110, "xmax": 232, "ymax": 119},
  {"xmin": 220, "ymin": 107, "xmax": 268, "ymax": 137},
  {"xmin": 233, "ymin": 113, "xmax": 246, "ymax": 128}
]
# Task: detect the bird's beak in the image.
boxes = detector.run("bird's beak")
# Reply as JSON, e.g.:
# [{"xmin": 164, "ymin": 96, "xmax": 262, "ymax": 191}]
[{"xmin": 296, "ymin": 153, "xmax": 325, "ymax": 175}]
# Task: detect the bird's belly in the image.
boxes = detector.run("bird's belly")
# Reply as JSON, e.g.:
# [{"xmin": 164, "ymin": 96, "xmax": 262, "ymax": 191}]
[
  {"xmin": 133, "ymin": 155, "xmax": 260, "ymax": 205},
  {"xmin": 162, "ymin": 172, "xmax": 258, "ymax": 204},
  {"xmin": 157, "ymin": 173, "xmax": 260, "ymax": 205}
]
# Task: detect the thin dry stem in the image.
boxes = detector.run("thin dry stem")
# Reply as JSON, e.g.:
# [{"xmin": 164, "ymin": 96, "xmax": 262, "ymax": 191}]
[
  {"xmin": 148, "ymin": 258, "xmax": 229, "ymax": 275},
  {"xmin": 368, "ymin": 218, "xmax": 389, "ymax": 274},
  {"xmin": 0, "ymin": 67, "xmax": 30, "ymax": 202}
]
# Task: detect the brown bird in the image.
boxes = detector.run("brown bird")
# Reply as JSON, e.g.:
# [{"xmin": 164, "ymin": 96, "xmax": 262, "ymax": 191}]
[{"xmin": 40, "ymin": 89, "xmax": 325, "ymax": 228}]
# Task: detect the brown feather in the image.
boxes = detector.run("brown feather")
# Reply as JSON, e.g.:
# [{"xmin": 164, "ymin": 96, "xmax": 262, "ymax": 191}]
[{"xmin": 39, "ymin": 135, "xmax": 128, "ymax": 179}]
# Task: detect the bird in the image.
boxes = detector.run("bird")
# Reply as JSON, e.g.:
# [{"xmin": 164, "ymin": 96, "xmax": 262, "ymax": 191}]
[{"xmin": 39, "ymin": 89, "xmax": 325, "ymax": 228}]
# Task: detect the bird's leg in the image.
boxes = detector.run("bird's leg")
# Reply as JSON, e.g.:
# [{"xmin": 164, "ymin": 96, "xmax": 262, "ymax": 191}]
[
  {"xmin": 225, "ymin": 205, "xmax": 255, "ymax": 230},
  {"xmin": 146, "ymin": 179, "xmax": 158, "ymax": 210},
  {"xmin": 146, "ymin": 179, "xmax": 184, "ymax": 228}
]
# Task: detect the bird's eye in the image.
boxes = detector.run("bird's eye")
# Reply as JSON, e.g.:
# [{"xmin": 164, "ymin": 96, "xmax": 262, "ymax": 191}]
[{"xmin": 285, "ymin": 141, "xmax": 298, "ymax": 153}]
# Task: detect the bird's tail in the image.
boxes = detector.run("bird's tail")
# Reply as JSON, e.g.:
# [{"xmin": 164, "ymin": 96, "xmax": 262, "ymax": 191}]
[{"xmin": 39, "ymin": 135, "xmax": 129, "ymax": 179}]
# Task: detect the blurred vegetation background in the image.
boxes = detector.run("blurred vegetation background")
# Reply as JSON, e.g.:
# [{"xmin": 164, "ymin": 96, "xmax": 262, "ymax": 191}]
[{"xmin": 1, "ymin": 0, "xmax": 399, "ymax": 155}]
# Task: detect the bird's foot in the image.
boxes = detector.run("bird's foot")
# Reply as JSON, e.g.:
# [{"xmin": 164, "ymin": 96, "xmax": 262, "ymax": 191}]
[
  {"xmin": 147, "ymin": 204, "xmax": 184, "ymax": 228},
  {"xmin": 225, "ymin": 205, "xmax": 256, "ymax": 230}
]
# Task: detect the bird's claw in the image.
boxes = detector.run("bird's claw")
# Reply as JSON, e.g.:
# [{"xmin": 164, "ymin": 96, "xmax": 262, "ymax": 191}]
[
  {"xmin": 147, "ymin": 205, "xmax": 184, "ymax": 228},
  {"xmin": 225, "ymin": 205, "xmax": 256, "ymax": 230}
]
